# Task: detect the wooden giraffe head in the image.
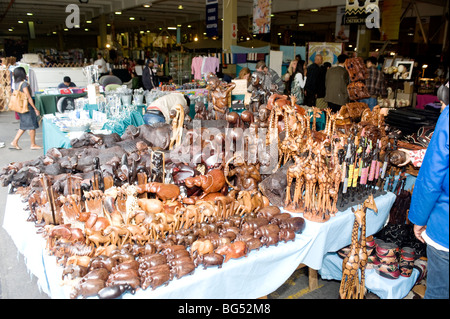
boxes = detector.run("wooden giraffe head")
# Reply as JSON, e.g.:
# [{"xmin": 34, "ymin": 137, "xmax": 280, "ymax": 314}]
[
  {"xmin": 363, "ymin": 194, "xmax": 378, "ymax": 214},
  {"xmin": 352, "ymin": 206, "xmax": 365, "ymax": 227}
]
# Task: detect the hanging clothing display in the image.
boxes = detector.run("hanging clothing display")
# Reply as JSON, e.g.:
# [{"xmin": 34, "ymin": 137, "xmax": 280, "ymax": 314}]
[
  {"xmin": 191, "ymin": 56, "xmax": 220, "ymax": 80},
  {"xmin": 191, "ymin": 56, "xmax": 204, "ymax": 80}
]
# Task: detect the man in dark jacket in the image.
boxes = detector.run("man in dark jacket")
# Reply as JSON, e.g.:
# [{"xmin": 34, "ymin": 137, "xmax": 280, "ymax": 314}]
[
  {"xmin": 142, "ymin": 59, "xmax": 158, "ymax": 91},
  {"xmin": 324, "ymin": 54, "xmax": 350, "ymax": 113},
  {"xmin": 304, "ymin": 54, "xmax": 323, "ymax": 106}
]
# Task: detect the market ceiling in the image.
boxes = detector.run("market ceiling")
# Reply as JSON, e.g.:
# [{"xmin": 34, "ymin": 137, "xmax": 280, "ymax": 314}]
[{"xmin": 0, "ymin": 0, "xmax": 447, "ymax": 37}]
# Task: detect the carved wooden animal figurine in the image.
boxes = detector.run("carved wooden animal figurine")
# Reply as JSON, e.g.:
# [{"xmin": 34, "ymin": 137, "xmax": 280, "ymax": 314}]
[
  {"xmin": 339, "ymin": 195, "xmax": 378, "ymax": 299},
  {"xmin": 215, "ymin": 241, "xmax": 248, "ymax": 262}
]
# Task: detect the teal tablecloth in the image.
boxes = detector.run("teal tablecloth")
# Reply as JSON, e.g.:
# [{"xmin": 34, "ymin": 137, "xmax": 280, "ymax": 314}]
[
  {"xmin": 102, "ymin": 111, "xmax": 145, "ymax": 136},
  {"xmin": 42, "ymin": 106, "xmax": 145, "ymax": 153},
  {"xmin": 36, "ymin": 93, "xmax": 88, "ymax": 115},
  {"xmin": 42, "ymin": 117, "xmax": 73, "ymax": 154}
]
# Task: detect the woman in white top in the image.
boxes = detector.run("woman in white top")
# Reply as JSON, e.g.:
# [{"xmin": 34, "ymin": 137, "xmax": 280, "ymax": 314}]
[{"xmin": 291, "ymin": 60, "xmax": 307, "ymax": 105}]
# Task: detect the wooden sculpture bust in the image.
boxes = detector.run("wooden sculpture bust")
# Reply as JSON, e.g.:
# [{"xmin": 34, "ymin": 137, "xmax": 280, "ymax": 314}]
[
  {"xmin": 248, "ymin": 71, "xmax": 267, "ymax": 113},
  {"xmin": 207, "ymin": 76, "xmax": 236, "ymax": 121}
]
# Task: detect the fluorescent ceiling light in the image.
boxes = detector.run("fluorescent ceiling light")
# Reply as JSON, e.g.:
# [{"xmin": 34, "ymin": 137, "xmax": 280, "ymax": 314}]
[
  {"xmin": 27, "ymin": 13, "xmax": 33, "ymax": 16},
  {"xmin": 168, "ymin": 27, "xmax": 177, "ymax": 30},
  {"xmin": 299, "ymin": 23, "xmax": 304, "ymax": 26},
  {"xmin": 310, "ymin": 9, "xmax": 319, "ymax": 12},
  {"xmin": 143, "ymin": 4, "xmax": 151, "ymax": 8},
  {"xmin": 18, "ymin": 20, "xmax": 24, "ymax": 24},
  {"xmin": 115, "ymin": 11, "xmax": 122, "ymax": 15},
  {"xmin": 178, "ymin": 5, "xmax": 183, "ymax": 9},
  {"xmin": 129, "ymin": 17, "xmax": 135, "ymax": 20},
  {"xmin": 86, "ymin": 20, "xmax": 92, "ymax": 24}
]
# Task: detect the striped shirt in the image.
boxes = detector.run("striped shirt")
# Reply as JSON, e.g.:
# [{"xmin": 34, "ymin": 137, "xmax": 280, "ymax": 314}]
[
  {"xmin": 265, "ymin": 68, "xmax": 285, "ymax": 93},
  {"xmin": 366, "ymin": 66, "xmax": 387, "ymax": 98}
]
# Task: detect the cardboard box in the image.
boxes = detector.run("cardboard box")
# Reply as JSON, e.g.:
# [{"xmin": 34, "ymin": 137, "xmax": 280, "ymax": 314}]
[
  {"xmin": 396, "ymin": 92, "xmax": 413, "ymax": 107},
  {"xmin": 404, "ymin": 81, "xmax": 414, "ymax": 94}
]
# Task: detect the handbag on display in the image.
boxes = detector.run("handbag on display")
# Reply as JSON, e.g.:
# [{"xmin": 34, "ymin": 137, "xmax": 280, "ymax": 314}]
[
  {"xmin": 8, "ymin": 81, "xmax": 29, "ymax": 114},
  {"xmin": 347, "ymin": 81, "xmax": 370, "ymax": 100},
  {"xmin": 344, "ymin": 57, "xmax": 367, "ymax": 82}
]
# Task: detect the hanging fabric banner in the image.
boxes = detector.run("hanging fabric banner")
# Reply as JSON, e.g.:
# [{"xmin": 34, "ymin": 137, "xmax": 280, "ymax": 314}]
[
  {"xmin": 253, "ymin": 0, "xmax": 271, "ymax": 34},
  {"xmin": 335, "ymin": 6, "xmax": 350, "ymax": 42},
  {"xmin": 343, "ymin": 0, "xmax": 379, "ymax": 25},
  {"xmin": 206, "ymin": 0, "xmax": 219, "ymax": 37}
]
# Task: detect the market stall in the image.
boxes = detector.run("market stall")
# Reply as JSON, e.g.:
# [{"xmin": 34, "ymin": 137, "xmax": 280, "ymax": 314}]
[
  {"xmin": 0, "ymin": 70, "xmax": 427, "ymax": 300},
  {"xmin": 3, "ymin": 188, "xmax": 395, "ymax": 299},
  {"xmin": 36, "ymin": 92, "xmax": 88, "ymax": 115}
]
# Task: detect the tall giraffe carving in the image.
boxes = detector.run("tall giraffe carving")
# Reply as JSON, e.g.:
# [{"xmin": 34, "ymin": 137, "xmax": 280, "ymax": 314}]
[{"xmin": 339, "ymin": 194, "xmax": 378, "ymax": 299}]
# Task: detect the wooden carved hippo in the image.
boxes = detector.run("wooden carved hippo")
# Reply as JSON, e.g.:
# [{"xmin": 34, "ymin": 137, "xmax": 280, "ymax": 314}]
[
  {"xmin": 142, "ymin": 270, "xmax": 172, "ymax": 290},
  {"xmin": 170, "ymin": 260, "xmax": 196, "ymax": 279},
  {"xmin": 166, "ymin": 249, "xmax": 190, "ymax": 261},
  {"xmin": 194, "ymin": 252, "xmax": 225, "ymax": 269},
  {"xmin": 253, "ymin": 224, "xmax": 280, "ymax": 239},
  {"xmin": 97, "ymin": 284, "xmax": 136, "ymax": 299},
  {"xmin": 215, "ymin": 241, "xmax": 248, "ymax": 262},
  {"xmin": 111, "ymin": 260, "xmax": 140, "ymax": 274},
  {"xmin": 81, "ymin": 268, "xmax": 110, "ymax": 282},
  {"xmin": 62, "ymin": 264, "xmax": 88, "ymax": 281},
  {"xmin": 279, "ymin": 228, "xmax": 296, "ymax": 243},
  {"xmin": 138, "ymin": 254, "xmax": 167, "ymax": 269},
  {"xmin": 89, "ymin": 256, "xmax": 118, "ymax": 272},
  {"xmin": 256, "ymin": 206, "xmax": 281, "ymax": 220},
  {"xmin": 70, "ymin": 278, "xmax": 105, "ymax": 299},
  {"xmin": 279, "ymin": 217, "xmax": 305, "ymax": 234}
]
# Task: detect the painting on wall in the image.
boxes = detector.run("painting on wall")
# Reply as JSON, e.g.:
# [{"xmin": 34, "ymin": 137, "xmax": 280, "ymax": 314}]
[{"xmin": 307, "ymin": 42, "xmax": 343, "ymax": 66}]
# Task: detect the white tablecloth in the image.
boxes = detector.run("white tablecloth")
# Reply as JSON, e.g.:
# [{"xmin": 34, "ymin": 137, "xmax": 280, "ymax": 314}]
[
  {"xmin": 319, "ymin": 252, "xmax": 419, "ymax": 299},
  {"xmin": 3, "ymin": 192, "xmax": 396, "ymax": 299}
]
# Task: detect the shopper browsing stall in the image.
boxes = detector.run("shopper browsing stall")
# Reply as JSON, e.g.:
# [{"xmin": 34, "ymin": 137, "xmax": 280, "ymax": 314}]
[
  {"xmin": 304, "ymin": 54, "xmax": 323, "ymax": 106},
  {"xmin": 142, "ymin": 59, "xmax": 158, "ymax": 91},
  {"xmin": 290, "ymin": 59, "xmax": 307, "ymax": 105},
  {"xmin": 324, "ymin": 54, "xmax": 350, "ymax": 113},
  {"xmin": 360, "ymin": 57, "xmax": 387, "ymax": 111},
  {"xmin": 408, "ymin": 82, "xmax": 449, "ymax": 299},
  {"xmin": 255, "ymin": 61, "xmax": 285, "ymax": 94}
]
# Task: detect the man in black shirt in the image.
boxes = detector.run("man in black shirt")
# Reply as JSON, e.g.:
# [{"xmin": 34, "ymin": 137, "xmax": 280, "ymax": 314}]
[
  {"xmin": 304, "ymin": 54, "xmax": 323, "ymax": 106},
  {"xmin": 142, "ymin": 59, "xmax": 159, "ymax": 91}
]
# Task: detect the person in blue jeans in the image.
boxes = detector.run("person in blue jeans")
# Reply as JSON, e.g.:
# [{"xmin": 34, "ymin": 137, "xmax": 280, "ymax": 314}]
[{"xmin": 408, "ymin": 83, "xmax": 449, "ymax": 299}]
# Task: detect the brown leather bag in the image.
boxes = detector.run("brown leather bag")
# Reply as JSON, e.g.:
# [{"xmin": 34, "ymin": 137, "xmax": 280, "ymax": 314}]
[
  {"xmin": 347, "ymin": 81, "xmax": 370, "ymax": 100},
  {"xmin": 8, "ymin": 81, "xmax": 29, "ymax": 113},
  {"xmin": 344, "ymin": 57, "xmax": 367, "ymax": 82}
]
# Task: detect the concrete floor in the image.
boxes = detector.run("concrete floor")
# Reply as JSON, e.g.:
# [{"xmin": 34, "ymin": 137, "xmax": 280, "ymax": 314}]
[{"xmin": 0, "ymin": 110, "xmax": 366, "ymax": 300}]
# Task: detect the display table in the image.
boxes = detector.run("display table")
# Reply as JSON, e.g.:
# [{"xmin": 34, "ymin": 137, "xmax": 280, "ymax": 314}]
[
  {"xmin": 319, "ymin": 252, "xmax": 419, "ymax": 299},
  {"xmin": 416, "ymin": 94, "xmax": 438, "ymax": 110},
  {"xmin": 35, "ymin": 92, "xmax": 88, "ymax": 115},
  {"xmin": 2, "ymin": 191, "xmax": 396, "ymax": 299},
  {"xmin": 42, "ymin": 117, "xmax": 74, "ymax": 154},
  {"xmin": 42, "ymin": 108, "xmax": 145, "ymax": 153}
]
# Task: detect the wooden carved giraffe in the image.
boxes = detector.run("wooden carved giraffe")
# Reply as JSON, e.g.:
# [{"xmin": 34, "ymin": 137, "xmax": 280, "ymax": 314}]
[
  {"xmin": 357, "ymin": 194, "xmax": 378, "ymax": 298},
  {"xmin": 340, "ymin": 194, "xmax": 378, "ymax": 299}
]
